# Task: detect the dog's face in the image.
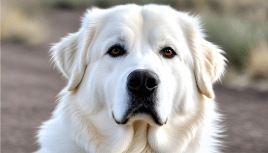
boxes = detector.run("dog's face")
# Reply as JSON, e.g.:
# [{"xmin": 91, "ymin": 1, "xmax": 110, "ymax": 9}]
[
  {"xmin": 51, "ymin": 5, "xmax": 225, "ymax": 127},
  {"xmin": 85, "ymin": 5, "xmax": 196, "ymax": 126}
]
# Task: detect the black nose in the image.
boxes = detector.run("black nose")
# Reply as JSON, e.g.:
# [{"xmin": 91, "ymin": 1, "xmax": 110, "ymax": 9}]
[{"xmin": 127, "ymin": 69, "xmax": 159, "ymax": 96}]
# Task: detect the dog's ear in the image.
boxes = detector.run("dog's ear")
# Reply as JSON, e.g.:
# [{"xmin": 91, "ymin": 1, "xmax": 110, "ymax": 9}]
[
  {"xmin": 50, "ymin": 9, "xmax": 99, "ymax": 91},
  {"xmin": 184, "ymin": 16, "xmax": 226, "ymax": 99},
  {"xmin": 50, "ymin": 32, "xmax": 86, "ymax": 91},
  {"xmin": 193, "ymin": 39, "xmax": 226, "ymax": 99}
]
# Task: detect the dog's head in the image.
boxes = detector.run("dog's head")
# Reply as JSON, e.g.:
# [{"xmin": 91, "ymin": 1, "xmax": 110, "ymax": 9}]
[{"xmin": 51, "ymin": 4, "xmax": 225, "ymax": 127}]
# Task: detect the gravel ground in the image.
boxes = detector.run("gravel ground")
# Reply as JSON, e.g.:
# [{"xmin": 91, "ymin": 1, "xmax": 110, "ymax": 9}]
[{"xmin": 2, "ymin": 9, "xmax": 268, "ymax": 153}]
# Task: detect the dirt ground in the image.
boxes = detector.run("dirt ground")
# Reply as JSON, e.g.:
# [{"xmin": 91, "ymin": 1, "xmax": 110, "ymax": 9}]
[{"xmin": 2, "ymin": 9, "xmax": 268, "ymax": 153}]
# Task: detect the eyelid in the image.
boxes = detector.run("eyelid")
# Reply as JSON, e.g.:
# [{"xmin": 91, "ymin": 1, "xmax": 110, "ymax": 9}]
[
  {"xmin": 106, "ymin": 43, "xmax": 127, "ymax": 58},
  {"xmin": 159, "ymin": 46, "xmax": 176, "ymax": 54},
  {"xmin": 107, "ymin": 43, "xmax": 126, "ymax": 53},
  {"xmin": 160, "ymin": 46, "xmax": 175, "ymax": 52}
]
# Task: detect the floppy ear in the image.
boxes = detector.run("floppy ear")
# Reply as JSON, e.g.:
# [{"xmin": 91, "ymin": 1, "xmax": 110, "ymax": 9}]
[
  {"xmin": 50, "ymin": 9, "xmax": 99, "ymax": 91},
  {"xmin": 50, "ymin": 32, "xmax": 86, "ymax": 91},
  {"xmin": 185, "ymin": 17, "xmax": 226, "ymax": 99},
  {"xmin": 193, "ymin": 39, "xmax": 226, "ymax": 99}
]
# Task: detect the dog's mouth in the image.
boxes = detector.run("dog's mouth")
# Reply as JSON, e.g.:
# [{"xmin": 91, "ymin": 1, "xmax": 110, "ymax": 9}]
[
  {"xmin": 112, "ymin": 69, "xmax": 167, "ymax": 126},
  {"xmin": 112, "ymin": 104, "xmax": 167, "ymax": 126}
]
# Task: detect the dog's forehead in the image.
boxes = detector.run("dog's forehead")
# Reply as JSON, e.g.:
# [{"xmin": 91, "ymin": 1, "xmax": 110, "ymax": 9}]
[{"xmin": 101, "ymin": 5, "xmax": 182, "ymax": 43}]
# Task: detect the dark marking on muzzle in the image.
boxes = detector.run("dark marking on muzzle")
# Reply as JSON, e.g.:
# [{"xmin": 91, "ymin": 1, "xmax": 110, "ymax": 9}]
[{"xmin": 113, "ymin": 69, "xmax": 165, "ymax": 126}]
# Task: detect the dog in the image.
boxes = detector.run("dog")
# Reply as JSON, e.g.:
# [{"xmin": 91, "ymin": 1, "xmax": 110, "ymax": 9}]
[{"xmin": 35, "ymin": 4, "xmax": 226, "ymax": 153}]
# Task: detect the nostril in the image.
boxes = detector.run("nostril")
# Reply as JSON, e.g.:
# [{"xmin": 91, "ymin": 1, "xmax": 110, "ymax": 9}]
[
  {"xmin": 146, "ymin": 78, "xmax": 158, "ymax": 89},
  {"xmin": 128, "ymin": 77, "xmax": 141, "ymax": 89},
  {"xmin": 127, "ymin": 69, "xmax": 159, "ymax": 94}
]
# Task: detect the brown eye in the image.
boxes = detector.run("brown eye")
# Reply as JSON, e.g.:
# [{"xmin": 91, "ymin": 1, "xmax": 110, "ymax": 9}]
[
  {"xmin": 107, "ymin": 44, "xmax": 126, "ymax": 57},
  {"xmin": 164, "ymin": 50, "xmax": 173, "ymax": 56},
  {"xmin": 160, "ymin": 47, "xmax": 176, "ymax": 58},
  {"xmin": 112, "ymin": 48, "xmax": 120, "ymax": 55}
]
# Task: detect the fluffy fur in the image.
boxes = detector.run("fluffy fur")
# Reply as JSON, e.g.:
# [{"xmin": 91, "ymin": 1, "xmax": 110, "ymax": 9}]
[{"xmin": 35, "ymin": 4, "xmax": 226, "ymax": 153}]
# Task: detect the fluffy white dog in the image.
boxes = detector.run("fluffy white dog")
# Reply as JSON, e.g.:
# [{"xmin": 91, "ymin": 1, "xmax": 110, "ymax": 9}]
[{"xmin": 36, "ymin": 4, "xmax": 226, "ymax": 153}]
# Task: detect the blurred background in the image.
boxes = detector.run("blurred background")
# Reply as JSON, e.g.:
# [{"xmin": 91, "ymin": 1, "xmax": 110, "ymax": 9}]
[{"xmin": 1, "ymin": 0, "xmax": 268, "ymax": 153}]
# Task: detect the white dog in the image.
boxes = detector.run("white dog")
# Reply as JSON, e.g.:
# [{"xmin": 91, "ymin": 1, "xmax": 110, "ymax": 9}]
[{"xmin": 36, "ymin": 4, "xmax": 226, "ymax": 153}]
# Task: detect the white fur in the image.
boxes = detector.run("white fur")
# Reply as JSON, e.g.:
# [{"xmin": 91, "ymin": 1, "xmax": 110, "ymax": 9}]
[{"xmin": 36, "ymin": 4, "xmax": 226, "ymax": 153}]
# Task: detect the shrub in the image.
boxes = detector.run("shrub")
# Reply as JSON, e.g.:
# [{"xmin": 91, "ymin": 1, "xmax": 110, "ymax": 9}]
[{"xmin": 202, "ymin": 14, "xmax": 268, "ymax": 72}]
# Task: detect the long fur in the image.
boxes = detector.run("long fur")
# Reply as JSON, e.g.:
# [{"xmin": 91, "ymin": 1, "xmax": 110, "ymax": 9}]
[{"xmin": 35, "ymin": 4, "xmax": 226, "ymax": 153}]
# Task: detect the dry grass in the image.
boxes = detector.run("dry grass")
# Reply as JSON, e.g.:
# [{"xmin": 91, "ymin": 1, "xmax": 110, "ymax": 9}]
[
  {"xmin": 247, "ymin": 40, "xmax": 268, "ymax": 81},
  {"xmin": 1, "ymin": 0, "xmax": 48, "ymax": 45}
]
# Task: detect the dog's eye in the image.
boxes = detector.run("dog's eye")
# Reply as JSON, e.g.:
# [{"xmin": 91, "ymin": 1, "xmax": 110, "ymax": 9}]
[
  {"xmin": 107, "ymin": 45, "xmax": 126, "ymax": 57},
  {"xmin": 160, "ymin": 47, "xmax": 176, "ymax": 58}
]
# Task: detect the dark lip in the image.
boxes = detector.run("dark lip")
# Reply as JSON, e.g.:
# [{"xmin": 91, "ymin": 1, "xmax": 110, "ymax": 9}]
[
  {"xmin": 112, "ymin": 104, "xmax": 166, "ymax": 126},
  {"xmin": 113, "ymin": 86, "xmax": 166, "ymax": 126},
  {"xmin": 112, "ymin": 112, "xmax": 129, "ymax": 124},
  {"xmin": 112, "ymin": 103, "xmax": 143, "ymax": 125}
]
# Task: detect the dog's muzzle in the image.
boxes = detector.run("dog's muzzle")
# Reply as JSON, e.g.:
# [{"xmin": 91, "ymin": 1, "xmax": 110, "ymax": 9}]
[{"xmin": 113, "ymin": 69, "xmax": 166, "ymax": 126}]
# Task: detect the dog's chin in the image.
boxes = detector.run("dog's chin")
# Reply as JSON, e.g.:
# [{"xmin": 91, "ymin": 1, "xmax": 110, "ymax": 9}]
[
  {"xmin": 126, "ymin": 114, "xmax": 167, "ymax": 127},
  {"xmin": 112, "ymin": 107, "xmax": 167, "ymax": 127}
]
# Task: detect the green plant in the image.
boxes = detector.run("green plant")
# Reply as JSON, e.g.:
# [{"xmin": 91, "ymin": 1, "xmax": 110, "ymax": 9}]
[{"xmin": 202, "ymin": 14, "xmax": 268, "ymax": 72}]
